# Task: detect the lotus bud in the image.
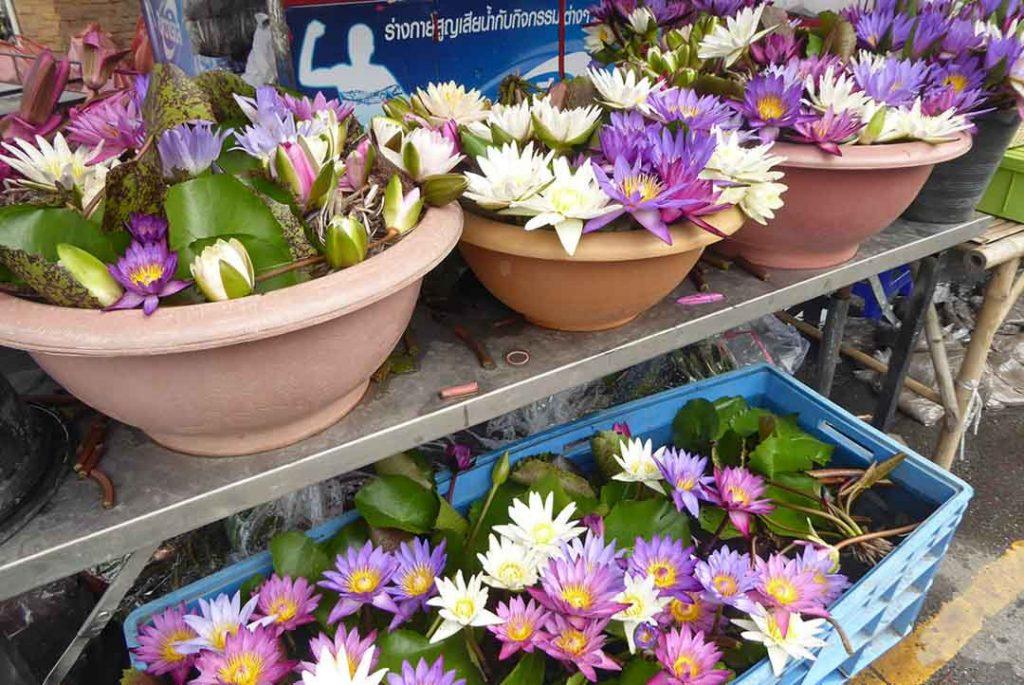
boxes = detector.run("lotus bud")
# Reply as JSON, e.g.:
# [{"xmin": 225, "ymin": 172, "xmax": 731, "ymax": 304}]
[
  {"xmin": 56, "ymin": 243, "xmax": 123, "ymax": 307},
  {"xmin": 383, "ymin": 174, "xmax": 424, "ymax": 233},
  {"xmin": 420, "ymin": 173, "xmax": 468, "ymax": 207},
  {"xmin": 74, "ymin": 24, "xmax": 130, "ymax": 93},
  {"xmin": 491, "ymin": 451, "xmax": 511, "ymax": 487},
  {"xmin": 5, "ymin": 50, "xmax": 69, "ymax": 139},
  {"xmin": 323, "ymin": 214, "xmax": 368, "ymax": 269},
  {"xmin": 459, "ymin": 128, "xmax": 491, "ymax": 160},
  {"xmin": 342, "ymin": 139, "xmax": 375, "ymax": 190},
  {"xmin": 371, "ymin": 116, "xmax": 404, "ymax": 150},
  {"xmin": 273, "ymin": 138, "xmax": 336, "ymax": 210},
  {"xmin": 382, "ymin": 96, "xmax": 412, "ymax": 120},
  {"xmin": 190, "ymin": 238, "xmax": 255, "ymax": 302}
]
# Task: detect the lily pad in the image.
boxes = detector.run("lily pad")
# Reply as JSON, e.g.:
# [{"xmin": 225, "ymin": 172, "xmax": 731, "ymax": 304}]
[
  {"xmin": 142, "ymin": 63, "xmax": 215, "ymax": 137},
  {"xmin": 0, "ymin": 249, "xmax": 103, "ymax": 308},
  {"xmin": 269, "ymin": 531, "xmax": 330, "ymax": 581},
  {"xmin": 194, "ymin": 70, "xmax": 254, "ymax": 122},
  {"xmin": 376, "ymin": 630, "xmax": 483, "ymax": 685},
  {"xmin": 354, "ymin": 475, "xmax": 440, "ymax": 534},
  {"xmin": 101, "ymin": 156, "xmax": 166, "ymax": 234}
]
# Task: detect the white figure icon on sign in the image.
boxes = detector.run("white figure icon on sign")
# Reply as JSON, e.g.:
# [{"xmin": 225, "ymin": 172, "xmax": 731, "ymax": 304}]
[{"xmin": 298, "ymin": 19, "xmax": 404, "ymax": 123}]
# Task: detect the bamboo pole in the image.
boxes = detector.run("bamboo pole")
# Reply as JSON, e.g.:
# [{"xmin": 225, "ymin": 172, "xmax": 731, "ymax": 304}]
[
  {"xmin": 963, "ymin": 232, "xmax": 1024, "ymax": 272},
  {"xmin": 924, "ymin": 303, "xmax": 960, "ymax": 430},
  {"xmin": 933, "ymin": 257, "xmax": 1023, "ymax": 468},
  {"xmin": 776, "ymin": 312, "xmax": 943, "ymax": 404}
]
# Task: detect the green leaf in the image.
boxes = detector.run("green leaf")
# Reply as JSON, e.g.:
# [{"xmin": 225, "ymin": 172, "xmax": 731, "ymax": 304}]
[
  {"xmin": 0, "ymin": 263, "xmax": 14, "ymax": 282},
  {"xmin": 618, "ymin": 658, "xmax": 661, "ymax": 685},
  {"xmin": 101, "ymin": 156, "xmax": 166, "ymax": 234},
  {"xmin": 435, "ymin": 496, "xmax": 470, "ymax": 537},
  {"xmin": 376, "ymin": 630, "xmax": 483, "ymax": 685},
  {"xmin": 142, "ymin": 63, "xmax": 215, "ymax": 137},
  {"xmin": 748, "ymin": 431, "xmax": 833, "ymax": 480},
  {"xmin": 194, "ymin": 70, "xmax": 254, "ymax": 122},
  {"xmin": 499, "ymin": 651, "xmax": 546, "ymax": 685},
  {"xmin": 269, "ymin": 531, "xmax": 330, "ymax": 580},
  {"xmin": 591, "ymin": 429, "xmax": 629, "ymax": 480},
  {"xmin": 375, "ymin": 450, "xmax": 435, "ymax": 490},
  {"xmin": 728, "ymin": 408, "xmax": 773, "ymax": 438},
  {"xmin": 599, "ymin": 481, "xmax": 630, "ymax": 508},
  {"xmin": 354, "ymin": 475, "xmax": 440, "ymax": 534},
  {"xmin": 466, "ymin": 482, "xmax": 528, "ymax": 559},
  {"xmin": 321, "ymin": 518, "xmax": 370, "ymax": 560},
  {"xmin": 698, "ymin": 507, "xmax": 744, "ymax": 540},
  {"xmin": 673, "ymin": 398, "xmax": 719, "ymax": 455},
  {"xmin": 239, "ymin": 573, "xmax": 266, "ymax": 600},
  {"xmin": 712, "ymin": 396, "xmax": 749, "ymax": 438},
  {"xmin": 605, "ymin": 499, "xmax": 691, "ymax": 549},
  {"xmin": 165, "ymin": 174, "xmax": 294, "ymax": 282},
  {"xmin": 763, "ymin": 473, "xmax": 824, "ymax": 537},
  {"xmin": 0, "ymin": 206, "xmax": 121, "ymax": 262},
  {"xmin": 715, "ymin": 429, "xmax": 744, "ymax": 468},
  {"xmin": 511, "ymin": 459, "xmax": 597, "ymax": 505}
]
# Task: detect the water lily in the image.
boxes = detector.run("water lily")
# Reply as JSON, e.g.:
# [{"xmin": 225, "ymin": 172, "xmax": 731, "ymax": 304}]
[
  {"xmin": 383, "ymin": 175, "xmax": 425, "ymax": 233},
  {"xmin": 613, "ymin": 573, "xmax": 672, "ymax": 653},
  {"xmin": 648, "ymin": 88, "xmax": 739, "ymax": 131},
  {"xmin": 588, "ymin": 66, "xmax": 656, "ymax": 112},
  {"xmin": 301, "ymin": 643, "xmax": 387, "ymax": 685},
  {"xmin": 478, "ymin": 534, "xmax": 541, "ymax": 591},
  {"xmin": 177, "ymin": 591, "xmax": 260, "ymax": 654},
  {"xmin": 490, "ymin": 596, "xmax": 550, "ymax": 660},
  {"xmin": 529, "ymin": 553, "xmax": 626, "ymax": 621},
  {"xmin": 877, "ymin": 100, "xmax": 972, "ymax": 143},
  {"xmin": 380, "ymin": 127, "xmax": 463, "ymax": 182},
  {"xmin": 493, "ymin": 491, "xmax": 586, "ymax": 556},
  {"xmin": 705, "ymin": 466, "xmax": 774, "ymax": 538},
  {"xmin": 698, "ymin": 5, "xmax": 771, "ymax": 67},
  {"xmin": 425, "ymin": 571, "xmax": 504, "ymax": 643},
  {"xmin": 804, "ymin": 65, "xmax": 873, "ymax": 116},
  {"xmin": 131, "ymin": 604, "xmax": 196, "ymax": 685},
  {"xmin": 66, "ymin": 91, "xmax": 146, "ymax": 163},
  {"xmin": 464, "ymin": 141, "xmax": 554, "ymax": 210},
  {"xmin": 190, "ymin": 238, "xmax": 255, "ymax": 302},
  {"xmin": 0, "ymin": 133, "xmax": 113, "ymax": 208},
  {"xmin": 250, "ymin": 574, "xmax": 320, "ymax": 634},
  {"xmin": 482, "ymin": 101, "xmax": 534, "ymax": 142},
  {"xmin": 611, "ymin": 437, "xmax": 667, "ymax": 493},
  {"xmin": 192, "ymin": 626, "xmax": 294, "ymax": 685},
  {"xmin": 107, "ymin": 241, "xmax": 191, "ymax": 316},
  {"xmin": 790, "ymin": 108, "xmax": 863, "ymax": 155},
  {"xmin": 385, "ymin": 538, "xmax": 447, "ymax": 629},
  {"xmin": 530, "ymin": 98, "xmax": 603, "ymax": 150},
  {"xmin": 694, "ymin": 546, "xmax": 758, "ymax": 610},
  {"xmin": 655, "ymin": 448, "xmax": 714, "ymax": 517},
  {"xmin": 386, "ymin": 657, "xmax": 464, "ymax": 685},
  {"xmin": 411, "ymin": 81, "xmax": 489, "ymax": 125},
  {"xmin": 733, "ymin": 605, "xmax": 828, "ymax": 677},
  {"xmin": 701, "ymin": 128, "xmax": 787, "ymax": 225},
  {"xmin": 157, "ymin": 121, "xmax": 229, "ymax": 179},
  {"xmin": 320, "ymin": 541, "xmax": 399, "ymax": 623},
  {"xmin": 736, "ymin": 73, "xmax": 807, "ymax": 142},
  {"xmin": 539, "ymin": 615, "xmax": 620, "ymax": 682},
  {"xmin": 301, "ymin": 626, "xmax": 378, "ymax": 676},
  {"xmin": 650, "ymin": 626, "xmax": 729, "ymax": 685}
]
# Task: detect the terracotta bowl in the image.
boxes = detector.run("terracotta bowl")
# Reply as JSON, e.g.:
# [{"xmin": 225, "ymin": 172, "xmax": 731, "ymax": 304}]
[
  {"xmin": 0, "ymin": 204, "xmax": 463, "ymax": 457},
  {"xmin": 727, "ymin": 133, "xmax": 972, "ymax": 269},
  {"xmin": 459, "ymin": 207, "xmax": 745, "ymax": 331}
]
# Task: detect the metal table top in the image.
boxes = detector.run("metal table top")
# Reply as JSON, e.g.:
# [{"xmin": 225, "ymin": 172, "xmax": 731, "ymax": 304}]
[{"xmin": 0, "ymin": 214, "xmax": 991, "ymax": 601}]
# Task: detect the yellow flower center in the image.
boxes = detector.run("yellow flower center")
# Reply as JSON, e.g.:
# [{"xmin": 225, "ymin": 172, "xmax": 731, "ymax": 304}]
[
  {"xmin": 621, "ymin": 172, "xmax": 664, "ymax": 202},
  {"xmin": 726, "ymin": 485, "xmax": 751, "ymax": 506},
  {"xmin": 673, "ymin": 654, "xmax": 700, "ymax": 678},
  {"xmin": 218, "ymin": 653, "xmax": 265, "ymax": 685},
  {"xmin": 676, "ymin": 477, "xmax": 696, "ymax": 491},
  {"xmin": 621, "ymin": 592, "xmax": 645, "ymax": 619},
  {"xmin": 130, "ymin": 263, "xmax": 164, "ymax": 287},
  {"xmin": 210, "ymin": 622, "xmax": 239, "ymax": 651},
  {"xmin": 648, "ymin": 561, "xmax": 678, "ymax": 589},
  {"xmin": 452, "ymin": 598, "xmax": 477, "ymax": 621},
  {"xmin": 944, "ymin": 73, "xmax": 968, "ymax": 92},
  {"xmin": 160, "ymin": 629, "xmax": 193, "ymax": 663},
  {"xmin": 765, "ymin": 577, "xmax": 799, "ymax": 606},
  {"xmin": 713, "ymin": 574, "xmax": 738, "ymax": 597},
  {"xmin": 269, "ymin": 597, "xmax": 298, "ymax": 623},
  {"xmin": 765, "ymin": 614, "xmax": 786, "ymax": 641},
  {"xmin": 555, "ymin": 628, "xmax": 588, "ymax": 656},
  {"xmin": 813, "ymin": 571, "xmax": 827, "ymax": 587},
  {"xmin": 531, "ymin": 522, "xmax": 556, "ymax": 545},
  {"xmin": 506, "ymin": 618, "xmax": 535, "ymax": 642},
  {"xmin": 670, "ymin": 597, "xmax": 702, "ymax": 624},
  {"xmin": 756, "ymin": 95, "xmax": 785, "ymax": 121},
  {"xmin": 348, "ymin": 568, "xmax": 381, "ymax": 595},
  {"xmin": 560, "ymin": 584, "xmax": 593, "ymax": 610},
  {"xmin": 496, "ymin": 561, "xmax": 526, "ymax": 586},
  {"xmin": 402, "ymin": 566, "xmax": 434, "ymax": 596},
  {"xmin": 549, "ymin": 187, "xmax": 587, "ymax": 214}
]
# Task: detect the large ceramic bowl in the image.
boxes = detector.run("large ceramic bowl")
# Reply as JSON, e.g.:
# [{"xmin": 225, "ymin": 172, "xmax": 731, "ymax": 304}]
[
  {"xmin": 0, "ymin": 204, "xmax": 463, "ymax": 456},
  {"xmin": 726, "ymin": 133, "xmax": 972, "ymax": 269},
  {"xmin": 459, "ymin": 207, "xmax": 745, "ymax": 331}
]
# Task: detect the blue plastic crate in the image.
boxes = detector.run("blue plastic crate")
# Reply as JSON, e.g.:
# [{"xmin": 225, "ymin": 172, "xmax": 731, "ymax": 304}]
[{"xmin": 124, "ymin": 364, "xmax": 972, "ymax": 683}]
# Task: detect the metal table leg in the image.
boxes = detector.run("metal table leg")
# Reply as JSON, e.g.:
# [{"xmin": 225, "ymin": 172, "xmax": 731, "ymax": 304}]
[
  {"xmin": 42, "ymin": 542, "xmax": 159, "ymax": 685},
  {"xmin": 815, "ymin": 287, "xmax": 852, "ymax": 397},
  {"xmin": 0, "ymin": 636, "xmax": 35, "ymax": 685},
  {"xmin": 872, "ymin": 256, "xmax": 942, "ymax": 431}
]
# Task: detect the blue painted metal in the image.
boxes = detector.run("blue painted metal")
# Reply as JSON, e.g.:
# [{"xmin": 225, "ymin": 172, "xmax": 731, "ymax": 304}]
[
  {"xmin": 124, "ymin": 364, "xmax": 972, "ymax": 683},
  {"xmin": 852, "ymin": 267, "xmax": 914, "ymax": 321}
]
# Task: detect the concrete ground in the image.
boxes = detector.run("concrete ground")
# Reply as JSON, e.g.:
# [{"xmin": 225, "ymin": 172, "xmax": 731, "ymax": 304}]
[{"xmin": 821, "ymin": 363, "xmax": 1024, "ymax": 685}]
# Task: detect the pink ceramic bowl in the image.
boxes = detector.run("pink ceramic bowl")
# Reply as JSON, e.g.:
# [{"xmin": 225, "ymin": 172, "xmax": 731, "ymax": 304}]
[
  {"xmin": 727, "ymin": 134, "xmax": 972, "ymax": 269},
  {"xmin": 0, "ymin": 204, "xmax": 463, "ymax": 456}
]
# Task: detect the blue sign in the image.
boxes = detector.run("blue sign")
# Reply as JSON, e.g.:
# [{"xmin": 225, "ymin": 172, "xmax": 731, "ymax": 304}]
[
  {"xmin": 141, "ymin": 0, "xmax": 235, "ymax": 75},
  {"xmin": 285, "ymin": 0, "xmax": 592, "ymax": 121}
]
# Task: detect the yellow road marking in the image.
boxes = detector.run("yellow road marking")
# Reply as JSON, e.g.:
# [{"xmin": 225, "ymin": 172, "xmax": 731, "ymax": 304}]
[{"xmin": 852, "ymin": 540, "xmax": 1024, "ymax": 685}]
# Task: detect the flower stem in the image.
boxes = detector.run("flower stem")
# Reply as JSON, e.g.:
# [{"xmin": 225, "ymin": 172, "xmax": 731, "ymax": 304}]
[
  {"xmin": 466, "ymin": 483, "xmax": 499, "ymax": 553},
  {"xmin": 699, "ymin": 513, "xmax": 729, "ymax": 556},
  {"xmin": 446, "ymin": 471, "xmax": 459, "ymax": 505},
  {"xmin": 255, "ymin": 255, "xmax": 325, "ymax": 283},
  {"xmin": 425, "ymin": 615, "xmax": 443, "ymax": 639},
  {"xmin": 711, "ymin": 604, "xmax": 724, "ymax": 635},
  {"xmin": 834, "ymin": 522, "xmax": 920, "ymax": 551},
  {"xmin": 772, "ymin": 501, "xmax": 861, "ymax": 537},
  {"xmin": 464, "ymin": 628, "xmax": 490, "ymax": 679}
]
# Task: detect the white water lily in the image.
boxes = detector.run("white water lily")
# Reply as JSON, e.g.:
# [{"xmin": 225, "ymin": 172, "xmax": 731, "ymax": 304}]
[
  {"xmin": 190, "ymin": 238, "xmax": 255, "ymax": 302},
  {"xmin": 486, "ymin": 101, "xmax": 535, "ymax": 142},
  {"xmin": 613, "ymin": 573, "xmax": 672, "ymax": 653},
  {"xmin": 301, "ymin": 645, "xmax": 388, "ymax": 685},
  {"xmin": 0, "ymin": 133, "xmax": 114, "ymax": 207},
  {"xmin": 627, "ymin": 7, "xmax": 656, "ymax": 33},
  {"xmin": 804, "ymin": 65, "xmax": 873, "ymax": 116},
  {"xmin": 698, "ymin": 5, "xmax": 771, "ymax": 67},
  {"xmin": 530, "ymin": 98, "xmax": 603, "ymax": 149},
  {"xmin": 380, "ymin": 127, "xmax": 463, "ymax": 181},
  {"xmin": 478, "ymin": 534, "xmax": 541, "ymax": 591},
  {"xmin": 426, "ymin": 571, "xmax": 504, "ymax": 643},
  {"xmin": 492, "ymin": 490, "xmax": 586, "ymax": 555},
  {"xmin": 178, "ymin": 592, "xmax": 259, "ymax": 654},
  {"xmin": 503, "ymin": 157, "xmax": 618, "ymax": 255},
  {"xmin": 876, "ymin": 100, "xmax": 972, "ymax": 144},
  {"xmin": 733, "ymin": 605, "xmax": 828, "ymax": 677},
  {"xmin": 584, "ymin": 22, "xmax": 616, "ymax": 53},
  {"xmin": 702, "ymin": 128, "xmax": 787, "ymax": 224},
  {"xmin": 464, "ymin": 141, "xmax": 554, "ymax": 210},
  {"xmin": 588, "ymin": 66, "xmax": 656, "ymax": 112},
  {"xmin": 612, "ymin": 437, "xmax": 666, "ymax": 493},
  {"xmin": 412, "ymin": 81, "xmax": 490, "ymax": 125},
  {"xmin": 371, "ymin": 116, "xmax": 404, "ymax": 149}
]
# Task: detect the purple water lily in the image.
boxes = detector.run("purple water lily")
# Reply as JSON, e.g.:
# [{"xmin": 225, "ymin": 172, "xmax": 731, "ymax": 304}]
[
  {"xmin": 157, "ymin": 121, "xmax": 230, "ymax": 179},
  {"xmin": 853, "ymin": 9, "xmax": 913, "ymax": 51},
  {"xmin": 191, "ymin": 626, "xmax": 294, "ymax": 685},
  {"xmin": 107, "ymin": 241, "xmax": 190, "ymax": 315},
  {"xmin": 694, "ymin": 546, "xmax": 757, "ymax": 609},
  {"xmin": 598, "ymin": 110, "xmax": 653, "ymax": 167},
  {"xmin": 794, "ymin": 544, "xmax": 850, "ymax": 605},
  {"xmin": 633, "ymin": 622, "xmax": 661, "ymax": 651},
  {"xmin": 853, "ymin": 56, "xmax": 931, "ymax": 107},
  {"xmin": 646, "ymin": 127, "xmax": 726, "ymax": 231},
  {"xmin": 251, "ymin": 574, "xmax": 321, "ymax": 634},
  {"xmin": 560, "ymin": 531, "xmax": 625, "ymax": 572},
  {"xmin": 126, "ymin": 213, "xmax": 168, "ymax": 243},
  {"xmin": 387, "ymin": 657, "xmax": 465, "ymax": 685},
  {"xmin": 907, "ymin": 11, "xmax": 949, "ymax": 58},
  {"xmin": 319, "ymin": 541, "xmax": 398, "ymax": 623},
  {"xmin": 647, "ymin": 88, "xmax": 738, "ymax": 131},
  {"xmin": 654, "ymin": 448, "xmax": 713, "ymax": 517},
  {"xmin": 584, "ymin": 156, "xmax": 681, "ymax": 244},
  {"xmin": 282, "ymin": 90, "xmax": 354, "ymax": 123},
  {"xmin": 650, "ymin": 626, "xmax": 729, "ymax": 685},
  {"xmin": 489, "ymin": 596, "xmax": 551, "ymax": 660},
  {"xmin": 941, "ymin": 18, "xmax": 983, "ymax": 57},
  {"xmin": 66, "ymin": 91, "xmax": 146, "ymax": 162},
  {"xmin": 735, "ymin": 73, "xmax": 807, "ymax": 142},
  {"xmin": 692, "ymin": 0, "xmax": 758, "ymax": 17},
  {"xmin": 629, "ymin": 535, "xmax": 701, "ymax": 598},
  {"xmin": 529, "ymin": 553, "xmax": 626, "ymax": 622},
  {"xmin": 539, "ymin": 615, "xmax": 621, "ymax": 682},
  {"xmin": 750, "ymin": 33, "xmax": 803, "ymax": 66},
  {"xmin": 790, "ymin": 107, "xmax": 862, "ymax": 155},
  {"xmin": 234, "ymin": 110, "xmax": 323, "ymax": 160},
  {"xmin": 384, "ymin": 538, "xmax": 446, "ymax": 629},
  {"xmin": 985, "ymin": 34, "xmax": 1024, "ymax": 77},
  {"xmin": 444, "ymin": 443, "xmax": 474, "ymax": 471},
  {"xmin": 753, "ymin": 552, "xmax": 828, "ymax": 634}
]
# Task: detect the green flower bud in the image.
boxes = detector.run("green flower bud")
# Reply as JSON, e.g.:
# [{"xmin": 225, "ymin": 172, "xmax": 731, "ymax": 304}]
[
  {"xmin": 324, "ymin": 215, "xmax": 368, "ymax": 269},
  {"xmin": 420, "ymin": 173, "xmax": 468, "ymax": 207},
  {"xmin": 190, "ymin": 238, "xmax": 254, "ymax": 302},
  {"xmin": 491, "ymin": 451, "xmax": 511, "ymax": 487},
  {"xmin": 383, "ymin": 174, "xmax": 424, "ymax": 233},
  {"xmin": 56, "ymin": 243, "xmax": 123, "ymax": 307}
]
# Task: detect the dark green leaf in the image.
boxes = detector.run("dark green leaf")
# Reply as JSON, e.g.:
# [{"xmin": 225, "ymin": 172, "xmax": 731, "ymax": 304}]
[
  {"xmin": 321, "ymin": 519, "xmax": 370, "ymax": 561},
  {"xmin": 729, "ymin": 408, "xmax": 772, "ymax": 438},
  {"xmin": 715, "ymin": 429, "xmax": 744, "ymax": 468},
  {"xmin": 0, "ymin": 206, "xmax": 121, "ymax": 262},
  {"xmin": 698, "ymin": 507, "xmax": 744, "ymax": 540},
  {"xmin": 499, "ymin": 651, "xmax": 546, "ymax": 685},
  {"xmin": 618, "ymin": 658, "xmax": 661, "ymax": 685},
  {"xmin": 354, "ymin": 475, "xmax": 440, "ymax": 534},
  {"xmin": 605, "ymin": 499, "xmax": 691, "ymax": 548},
  {"xmin": 591, "ymin": 429, "xmax": 629, "ymax": 480},
  {"xmin": 375, "ymin": 451, "xmax": 435, "ymax": 490},
  {"xmin": 748, "ymin": 432, "xmax": 833, "ymax": 480},
  {"xmin": 512, "ymin": 459, "xmax": 597, "ymax": 506},
  {"xmin": 599, "ymin": 481, "xmax": 630, "ymax": 508},
  {"xmin": 269, "ymin": 531, "xmax": 330, "ymax": 580},
  {"xmin": 712, "ymin": 396, "xmax": 748, "ymax": 438},
  {"xmin": 763, "ymin": 473, "xmax": 823, "ymax": 537},
  {"xmin": 101, "ymin": 156, "xmax": 166, "ymax": 234},
  {"xmin": 376, "ymin": 630, "xmax": 483, "ymax": 685},
  {"xmin": 0, "ymin": 263, "xmax": 13, "ymax": 282},
  {"xmin": 142, "ymin": 63, "xmax": 215, "ymax": 136},
  {"xmin": 239, "ymin": 573, "xmax": 266, "ymax": 600},
  {"xmin": 673, "ymin": 398, "xmax": 719, "ymax": 455}
]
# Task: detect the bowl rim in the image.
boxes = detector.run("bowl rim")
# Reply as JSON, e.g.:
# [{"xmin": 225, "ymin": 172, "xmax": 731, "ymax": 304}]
[
  {"xmin": 0, "ymin": 204, "xmax": 463, "ymax": 356},
  {"xmin": 773, "ymin": 132, "xmax": 972, "ymax": 171}
]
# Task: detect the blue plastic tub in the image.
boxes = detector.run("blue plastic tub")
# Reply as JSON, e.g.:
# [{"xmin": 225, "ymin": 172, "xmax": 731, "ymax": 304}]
[{"xmin": 124, "ymin": 364, "xmax": 972, "ymax": 684}]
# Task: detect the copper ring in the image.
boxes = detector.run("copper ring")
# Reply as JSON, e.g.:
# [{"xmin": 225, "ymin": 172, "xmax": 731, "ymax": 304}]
[{"xmin": 505, "ymin": 349, "xmax": 530, "ymax": 366}]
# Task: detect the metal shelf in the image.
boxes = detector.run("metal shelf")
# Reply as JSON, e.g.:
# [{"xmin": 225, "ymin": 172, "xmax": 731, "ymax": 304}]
[{"xmin": 0, "ymin": 215, "xmax": 991, "ymax": 601}]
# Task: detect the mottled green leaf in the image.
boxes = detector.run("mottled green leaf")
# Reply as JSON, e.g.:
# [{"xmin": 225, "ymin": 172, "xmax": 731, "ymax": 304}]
[
  {"xmin": 194, "ymin": 70, "xmax": 254, "ymax": 122},
  {"xmin": 101, "ymin": 156, "xmax": 166, "ymax": 234},
  {"xmin": 0, "ymin": 248, "xmax": 103, "ymax": 307},
  {"xmin": 142, "ymin": 63, "xmax": 215, "ymax": 137},
  {"xmin": 0, "ymin": 206, "xmax": 121, "ymax": 261}
]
